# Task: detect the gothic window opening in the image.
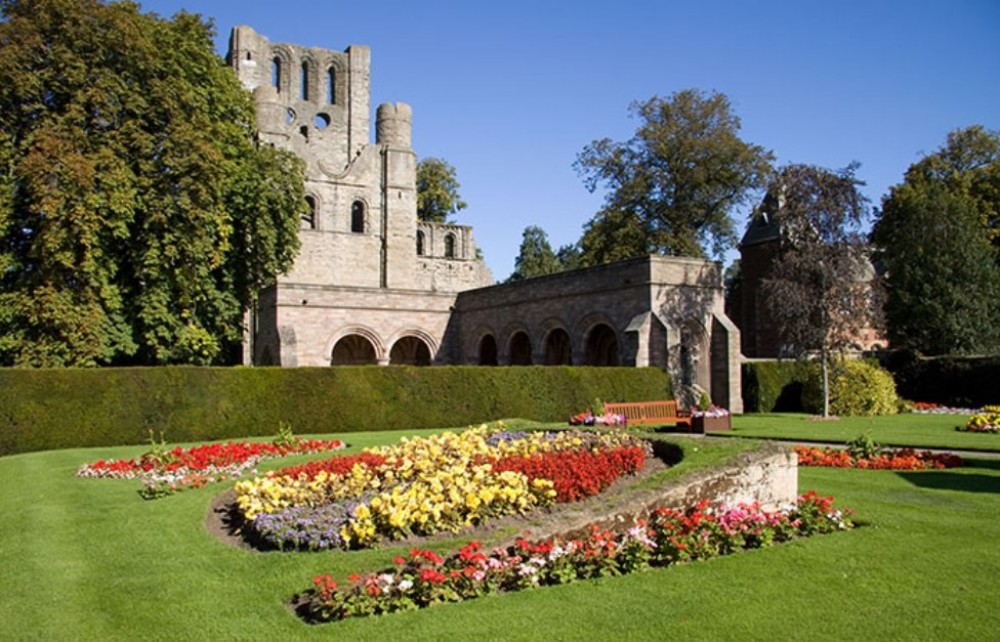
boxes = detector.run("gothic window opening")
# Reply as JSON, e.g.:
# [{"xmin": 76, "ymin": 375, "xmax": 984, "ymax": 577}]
[
  {"xmin": 509, "ymin": 331, "xmax": 533, "ymax": 366},
  {"xmin": 271, "ymin": 57, "xmax": 281, "ymax": 91},
  {"xmin": 300, "ymin": 61, "xmax": 310, "ymax": 100},
  {"xmin": 544, "ymin": 328, "xmax": 572, "ymax": 365},
  {"xmin": 478, "ymin": 334, "xmax": 498, "ymax": 366},
  {"xmin": 327, "ymin": 67, "xmax": 336, "ymax": 104},
  {"xmin": 351, "ymin": 201, "xmax": 365, "ymax": 233},
  {"xmin": 416, "ymin": 230, "xmax": 425, "ymax": 256},
  {"xmin": 331, "ymin": 335, "xmax": 377, "ymax": 365},
  {"xmin": 302, "ymin": 196, "xmax": 317, "ymax": 230},
  {"xmin": 389, "ymin": 336, "xmax": 431, "ymax": 366},
  {"xmin": 585, "ymin": 324, "xmax": 619, "ymax": 366},
  {"xmin": 444, "ymin": 233, "xmax": 456, "ymax": 258}
]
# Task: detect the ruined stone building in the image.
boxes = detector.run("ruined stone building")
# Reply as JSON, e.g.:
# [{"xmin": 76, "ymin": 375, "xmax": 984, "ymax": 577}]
[{"xmin": 227, "ymin": 26, "xmax": 743, "ymax": 412}]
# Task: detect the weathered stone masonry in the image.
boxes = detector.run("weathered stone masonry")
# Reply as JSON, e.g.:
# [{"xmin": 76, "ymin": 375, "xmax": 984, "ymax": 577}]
[{"xmin": 228, "ymin": 27, "xmax": 742, "ymax": 412}]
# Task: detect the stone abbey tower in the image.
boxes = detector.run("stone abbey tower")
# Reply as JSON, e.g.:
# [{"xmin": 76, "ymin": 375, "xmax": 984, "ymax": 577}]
[
  {"xmin": 226, "ymin": 26, "xmax": 743, "ymax": 412},
  {"xmin": 227, "ymin": 26, "xmax": 493, "ymax": 366}
]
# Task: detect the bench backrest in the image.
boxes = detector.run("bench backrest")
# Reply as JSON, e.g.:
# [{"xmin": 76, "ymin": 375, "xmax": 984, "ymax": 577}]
[{"xmin": 605, "ymin": 400, "xmax": 679, "ymax": 422}]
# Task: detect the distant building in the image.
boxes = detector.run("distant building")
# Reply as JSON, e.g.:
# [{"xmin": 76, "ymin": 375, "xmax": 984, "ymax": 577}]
[{"xmin": 731, "ymin": 211, "xmax": 885, "ymax": 359}]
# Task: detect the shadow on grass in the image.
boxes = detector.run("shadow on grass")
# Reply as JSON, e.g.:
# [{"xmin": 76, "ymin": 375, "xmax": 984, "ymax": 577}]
[{"xmin": 897, "ymin": 469, "xmax": 1000, "ymax": 494}]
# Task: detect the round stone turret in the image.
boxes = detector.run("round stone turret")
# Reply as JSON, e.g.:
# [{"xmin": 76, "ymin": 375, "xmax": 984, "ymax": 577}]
[{"xmin": 376, "ymin": 102, "xmax": 412, "ymax": 148}]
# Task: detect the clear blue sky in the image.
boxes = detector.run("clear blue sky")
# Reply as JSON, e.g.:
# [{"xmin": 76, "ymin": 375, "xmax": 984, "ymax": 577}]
[{"xmin": 143, "ymin": 0, "xmax": 999, "ymax": 280}]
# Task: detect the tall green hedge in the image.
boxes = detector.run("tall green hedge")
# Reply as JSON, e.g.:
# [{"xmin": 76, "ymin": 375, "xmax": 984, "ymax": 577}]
[
  {"xmin": 741, "ymin": 361, "xmax": 815, "ymax": 413},
  {"xmin": 880, "ymin": 351, "xmax": 1000, "ymax": 408},
  {"xmin": 0, "ymin": 366, "xmax": 672, "ymax": 456}
]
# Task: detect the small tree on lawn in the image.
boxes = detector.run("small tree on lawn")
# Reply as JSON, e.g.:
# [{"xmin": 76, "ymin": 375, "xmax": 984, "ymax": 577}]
[{"xmin": 761, "ymin": 163, "xmax": 882, "ymax": 418}]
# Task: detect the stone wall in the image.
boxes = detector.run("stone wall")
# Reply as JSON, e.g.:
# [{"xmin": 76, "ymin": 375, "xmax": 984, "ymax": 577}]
[{"xmin": 490, "ymin": 441, "xmax": 798, "ymax": 546}]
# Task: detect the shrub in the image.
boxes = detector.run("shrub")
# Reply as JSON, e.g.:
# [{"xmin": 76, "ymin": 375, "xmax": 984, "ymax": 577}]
[
  {"xmin": 803, "ymin": 360, "xmax": 898, "ymax": 416},
  {"xmin": 741, "ymin": 360, "xmax": 815, "ymax": 412}
]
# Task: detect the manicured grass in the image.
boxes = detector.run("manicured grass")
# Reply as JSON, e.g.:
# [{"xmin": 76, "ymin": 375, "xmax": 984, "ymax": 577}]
[
  {"xmin": 725, "ymin": 412, "xmax": 1000, "ymax": 452},
  {"xmin": 2, "ymin": 426, "xmax": 998, "ymax": 640}
]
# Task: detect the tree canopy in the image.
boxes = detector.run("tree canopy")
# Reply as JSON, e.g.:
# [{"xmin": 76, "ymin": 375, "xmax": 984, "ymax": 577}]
[
  {"xmin": 508, "ymin": 225, "xmax": 561, "ymax": 281},
  {"xmin": 0, "ymin": 0, "xmax": 305, "ymax": 367},
  {"xmin": 574, "ymin": 90, "xmax": 773, "ymax": 265},
  {"xmin": 416, "ymin": 157, "xmax": 466, "ymax": 223},
  {"xmin": 760, "ymin": 163, "xmax": 879, "ymax": 417},
  {"xmin": 871, "ymin": 126, "xmax": 1000, "ymax": 355}
]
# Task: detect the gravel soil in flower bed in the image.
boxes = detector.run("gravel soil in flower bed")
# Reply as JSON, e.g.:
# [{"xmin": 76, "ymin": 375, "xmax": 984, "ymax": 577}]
[{"xmin": 205, "ymin": 438, "xmax": 681, "ymax": 553}]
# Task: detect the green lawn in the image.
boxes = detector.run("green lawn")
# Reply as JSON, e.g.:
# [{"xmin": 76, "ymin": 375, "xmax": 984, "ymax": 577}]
[
  {"xmin": 2, "ymin": 426, "xmax": 998, "ymax": 640},
  {"xmin": 725, "ymin": 412, "xmax": 1000, "ymax": 452}
]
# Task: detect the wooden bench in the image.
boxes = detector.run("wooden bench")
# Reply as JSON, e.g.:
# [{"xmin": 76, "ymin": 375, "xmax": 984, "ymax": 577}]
[{"xmin": 604, "ymin": 400, "xmax": 692, "ymax": 428}]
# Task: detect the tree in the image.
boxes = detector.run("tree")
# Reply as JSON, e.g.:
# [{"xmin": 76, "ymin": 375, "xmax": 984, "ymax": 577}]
[
  {"xmin": 871, "ymin": 126, "xmax": 1000, "ymax": 355},
  {"xmin": 760, "ymin": 163, "xmax": 879, "ymax": 418},
  {"xmin": 416, "ymin": 157, "xmax": 466, "ymax": 223},
  {"xmin": 574, "ymin": 89, "xmax": 773, "ymax": 265},
  {"xmin": 508, "ymin": 225, "xmax": 561, "ymax": 281},
  {"xmin": 0, "ymin": 0, "xmax": 305, "ymax": 367}
]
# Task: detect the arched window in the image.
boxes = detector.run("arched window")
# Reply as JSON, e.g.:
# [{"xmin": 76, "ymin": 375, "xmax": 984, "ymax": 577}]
[
  {"xmin": 444, "ymin": 233, "xmax": 455, "ymax": 258},
  {"xmin": 351, "ymin": 201, "xmax": 365, "ymax": 233},
  {"xmin": 544, "ymin": 328, "xmax": 572, "ymax": 365},
  {"xmin": 509, "ymin": 331, "xmax": 533, "ymax": 366},
  {"xmin": 389, "ymin": 336, "xmax": 432, "ymax": 366},
  {"xmin": 331, "ymin": 335, "xmax": 377, "ymax": 365},
  {"xmin": 271, "ymin": 57, "xmax": 281, "ymax": 91},
  {"xmin": 478, "ymin": 334, "xmax": 498, "ymax": 366},
  {"xmin": 416, "ymin": 230, "xmax": 425, "ymax": 256},
  {"xmin": 300, "ymin": 61, "xmax": 310, "ymax": 100},
  {"xmin": 585, "ymin": 324, "xmax": 619, "ymax": 367},
  {"xmin": 327, "ymin": 67, "xmax": 336, "ymax": 104},
  {"xmin": 302, "ymin": 196, "xmax": 317, "ymax": 230}
]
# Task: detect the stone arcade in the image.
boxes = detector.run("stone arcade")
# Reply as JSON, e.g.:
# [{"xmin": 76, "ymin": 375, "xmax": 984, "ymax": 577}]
[{"xmin": 228, "ymin": 27, "xmax": 743, "ymax": 413}]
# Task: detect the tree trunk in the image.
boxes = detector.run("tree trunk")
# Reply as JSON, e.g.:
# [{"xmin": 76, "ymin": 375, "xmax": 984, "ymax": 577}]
[{"xmin": 821, "ymin": 346, "xmax": 830, "ymax": 418}]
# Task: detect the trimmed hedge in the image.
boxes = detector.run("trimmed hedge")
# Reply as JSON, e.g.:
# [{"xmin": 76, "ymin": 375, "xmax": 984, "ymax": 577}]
[
  {"xmin": 744, "ymin": 359, "xmax": 903, "ymax": 416},
  {"xmin": 881, "ymin": 351, "xmax": 1000, "ymax": 408},
  {"xmin": 741, "ymin": 361, "xmax": 815, "ymax": 413},
  {"xmin": 0, "ymin": 366, "xmax": 672, "ymax": 456}
]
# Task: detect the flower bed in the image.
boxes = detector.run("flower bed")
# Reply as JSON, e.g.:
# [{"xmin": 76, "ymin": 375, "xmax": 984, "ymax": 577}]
[
  {"xmin": 911, "ymin": 401, "xmax": 981, "ymax": 415},
  {"xmin": 958, "ymin": 406, "xmax": 1000, "ymax": 433},
  {"xmin": 299, "ymin": 492, "xmax": 854, "ymax": 623},
  {"xmin": 235, "ymin": 426, "xmax": 653, "ymax": 550},
  {"xmin": 794, "ymin": 445, "xmax": 963, "ymax": 470},
  {"xmin": 568, "ymin": 411, "xmax": 627, "ymax": 426},
  {"xmin": 77, "ymin": 434, "xmax": 346, "ymax": 498}
]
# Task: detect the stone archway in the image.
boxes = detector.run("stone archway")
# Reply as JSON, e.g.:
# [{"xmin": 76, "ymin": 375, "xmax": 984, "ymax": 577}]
[
  {"xmin": 508, "ymin": 331, "xmax": 533, "ymax": 366},
  {"xmin": 389, "ymin": 336, "xmax": 431, "ymax": 366},
  {"xmin": 585, "ymin": 324, "xmax": 619, "ymax": 366},
  {"xmin": 478, "ymin": 334, "xmax": 498, "ymax": 366},
  {"xmin": 330, "ymin": 334, "xmax": 377, "ymax": 365},
  {"xmin": 544, "ymin": 328, "xmax": 572, "ymax": 365}
]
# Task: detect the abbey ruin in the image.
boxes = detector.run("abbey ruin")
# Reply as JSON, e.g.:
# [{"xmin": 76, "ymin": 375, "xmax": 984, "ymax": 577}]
[{"xmin": 227, "ymin": 26, "xmax": 743, "ymax": 412}]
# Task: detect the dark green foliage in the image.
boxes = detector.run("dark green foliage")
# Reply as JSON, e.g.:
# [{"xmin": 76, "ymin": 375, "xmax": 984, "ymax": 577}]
[
  {"xmin": 741, "ymin": 361, "xmax": 815, "ymax": 412},
  {"xmin": 508, "ymin": 225, "xmax": 561, "ymax": 281},
  {"xmin": 575, "ymin": 89, "xmax": 773, "ymax": 264},
  {"xmin": 0, "ymin": 0, "xmax": 305, "ymax": 366},
  {"xmin": 881, "ymin": 350, "xmax": 1000, "ymax": 408},
  {"xmin": 0, "ymin": 366, "xmax": 672, "ymax": 456},
  {"xmin": 872, "ymin": 126, "xmax": 1000, "ymax": 355}
]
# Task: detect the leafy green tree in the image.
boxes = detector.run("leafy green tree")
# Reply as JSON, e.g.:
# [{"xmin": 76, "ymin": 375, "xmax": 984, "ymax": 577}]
[
  {"xmin": 872, "ymin": 126, "xmax": 1000, "ymax": 355},
  {"xmin": 555, "ymin": 243, "xmax": 583, "ymax": 271},
  {"xmin": 0, "ymin": 0, "xmax": 305, "ymax": 366},
  {"xmin": 416, "ymin": 157, "xmax": 466, "ymax": 223},
  {"xmin": 508, "ymin": 225, "xmax": 561, "ymax": 281},
  {"xmin": 574, "ymin": 89, "xmax": 773, "ymax": 265},
  {"xmin": 761, "ymin": 163, "xmax": 879, "ymax": 418}
]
